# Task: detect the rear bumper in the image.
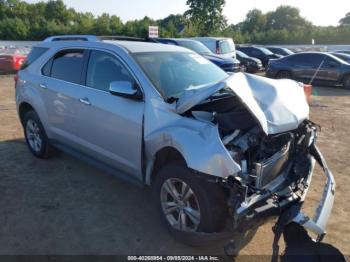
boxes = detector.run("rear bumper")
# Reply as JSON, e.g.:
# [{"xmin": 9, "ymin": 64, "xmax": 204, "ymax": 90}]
[{"xmin": 0, "ymin": 62, "xmax": 16, "ymax": 72}]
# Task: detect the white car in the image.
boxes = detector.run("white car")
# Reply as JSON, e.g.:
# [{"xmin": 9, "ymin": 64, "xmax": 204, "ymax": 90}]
[{"xmin": 15, "ymin": 35, "xmax": 335, "ymax": 248}]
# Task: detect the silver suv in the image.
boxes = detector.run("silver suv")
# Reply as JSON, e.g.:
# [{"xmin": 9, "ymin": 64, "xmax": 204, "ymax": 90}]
[{"xmin": 16, "ymin": 35, "xmax": 335, "ymax": 246}]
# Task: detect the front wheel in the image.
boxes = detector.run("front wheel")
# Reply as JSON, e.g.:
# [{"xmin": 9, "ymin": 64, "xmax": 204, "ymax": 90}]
[
  {"xmin": 153, "ymin": 163, "xmax": 228, "ymax": 237},
  {"xmin": 343, "ymin": 75, "xmax": 350, "ymax": 90}
]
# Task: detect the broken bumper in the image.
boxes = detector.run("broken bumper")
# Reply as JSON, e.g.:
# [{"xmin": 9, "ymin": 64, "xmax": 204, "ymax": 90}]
[
  {"xmin": 292, "ymin": 145, "xmax": 335, "ymax": 240},
  {"xmin": 236, "ymin": 145, "xmax": 335, "ymax": 241},
  {"xmin": 169, "ymin": 147, "xmax": 335, "ymax": 247}
]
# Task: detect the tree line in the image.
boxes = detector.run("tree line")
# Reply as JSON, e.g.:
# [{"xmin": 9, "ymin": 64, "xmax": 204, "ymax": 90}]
[{"xmin": 0, "ymin": 0, "xmax": 349, "ymax": 44}]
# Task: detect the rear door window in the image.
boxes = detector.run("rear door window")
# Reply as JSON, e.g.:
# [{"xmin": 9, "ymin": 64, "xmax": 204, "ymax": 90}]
[
  {"xmin": 288, "ymin": 54, "xmax": 324, "ymax": 67},
  {"xmin": 323, "ymin": 57, "xmax": 341, "ymax": 68},
  {"xmin": 86, "ymin": 50, "xmax": 135, "ymax": 92},
  {"xmin": 50, "ymin": 49, "xmax": 84, "ymax": 84},
  {"xmin": 21, "ymin": 47, "xmax": 49, "ymax": 70},
  {"xmin": 303, "ymin": 54, "xmax": 324, "ymax": 67}
]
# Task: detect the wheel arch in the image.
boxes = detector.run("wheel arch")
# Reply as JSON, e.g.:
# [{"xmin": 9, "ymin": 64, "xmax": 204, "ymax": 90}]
[
  {"xmin": 146, "ymin": 146, "xmax": 187, "ymax": 185},
  {"xmin": 18, "ymin": 102, "xmax": 35, "ymax": 126},
  {"xmin": 340, "ymin": 73, "xmax": 350, "ymax": 85}
]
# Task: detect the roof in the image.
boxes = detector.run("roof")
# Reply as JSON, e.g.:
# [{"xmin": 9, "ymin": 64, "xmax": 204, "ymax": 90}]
[
  {"xmin": 36, "ymin": 36, "xmax": 192, "ymax": 54},
  {"xmin": 104, "ymin": 40, "xmax": 191, "ymax": 53},
  {"xmin": 192, "ymin": 37, "xmax": 231, "ymax": 41}
]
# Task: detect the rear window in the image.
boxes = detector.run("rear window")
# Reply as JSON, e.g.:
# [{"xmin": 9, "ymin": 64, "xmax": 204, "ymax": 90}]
[
  {"xmin": 20, "ymin": 47, "xmax": 48, "ymax": 70},
  {"xmin": 50, "ymin": 50, "xmax": 84, "ymax": 84}
]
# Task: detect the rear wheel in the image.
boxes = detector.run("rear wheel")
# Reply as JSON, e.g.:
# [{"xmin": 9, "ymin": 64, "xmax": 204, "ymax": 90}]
[
  {"xmin": 343, "ymin": 75, "xmax": 350, "ymax": 90},
  {"xmin": 23, "ymin": 111, "xmax": 54, "ymax": 158},
  {"xmin": 153, "ymin": 163, "xmax": 228, "ymax": 237},
  {"xmin": 276, "ymin": 70, "xmax": 292, "ymax": 79}
]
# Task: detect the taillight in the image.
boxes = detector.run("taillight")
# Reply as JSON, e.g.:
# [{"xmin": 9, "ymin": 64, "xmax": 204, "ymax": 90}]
[{"xmin": 303, "ymin": 84, "xmax": 312, "ymax": 105}]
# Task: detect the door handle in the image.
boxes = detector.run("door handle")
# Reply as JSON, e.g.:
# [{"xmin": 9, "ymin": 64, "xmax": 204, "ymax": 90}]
[
  {"xmin": 39, "ymin": 83, "xmax": 47, "ymax": 89},
  {"xmin": 79, "ymin": 98, "xmax": 91, "ymax": 105}
]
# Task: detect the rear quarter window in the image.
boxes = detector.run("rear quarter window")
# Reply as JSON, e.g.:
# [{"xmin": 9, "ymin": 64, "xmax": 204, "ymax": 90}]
[{"xmin": 20, "ymin": 47, "xmax": 49, "ymax": 70}]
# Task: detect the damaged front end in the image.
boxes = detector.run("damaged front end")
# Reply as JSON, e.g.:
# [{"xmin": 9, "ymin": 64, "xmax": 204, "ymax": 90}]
[
  {"xmin": 178, "ymin": 73, "xmax": 335, "ymax": 243},
  {"xmin": 221, "ymin": 120, "xmax": 335, "ymax": 240}
]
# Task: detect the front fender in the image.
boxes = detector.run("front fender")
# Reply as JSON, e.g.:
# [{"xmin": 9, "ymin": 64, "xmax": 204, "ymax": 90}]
[{"xmin": 144, "ymin": 117, "xmax": 241, "ymax": 184}]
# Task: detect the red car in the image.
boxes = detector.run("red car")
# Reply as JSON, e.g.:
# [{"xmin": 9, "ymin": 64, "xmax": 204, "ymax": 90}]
[{"xmin": 0, "ymin": 48, "xmax": 29, "ymax": 73}]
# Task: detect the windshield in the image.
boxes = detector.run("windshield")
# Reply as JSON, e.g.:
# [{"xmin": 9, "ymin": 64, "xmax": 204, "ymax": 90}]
[
  {"xmin": 176, "ymin": 40, "xmax": 212, "ymax": 55},
  {"xmin": 282, "ymin": 48, "xmax": 294, "ymax": 55},
  {"xmin": 259, "ymin": 47, "xmax": 274, "ymax": 55},
  {"xmin": 133, "ymin": 52, "xmax": 228, "ymax": 99},
  {"xmin": 236, "ymin": 50, "xmax": 249, "ymax": 58},
  {"xmin": 219, "ymin": 39, "xmax": 235, "ymax": 54}
]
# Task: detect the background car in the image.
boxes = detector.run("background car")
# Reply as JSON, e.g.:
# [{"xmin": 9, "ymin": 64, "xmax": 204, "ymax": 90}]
[
  {"xmin": 236, "ymin": 50, "xmax": 263, "ymax": 73},
  {"xmin": 265, "ymin": 46, "xmax": 294, "ymax": 56},
  {"xmin": 331, "ymin": 52, "xmax": 350, "ymax": 63},
  {"xmin": 191, "ymin": 37, "xmax": 236, "ymax": 58},
  {"xmin": 0, "ymin": 48, "xmax": 29, "ymax": 73},
  {"xmin": 155, "ymin": 38, "xmax": 240, "ymax": 72},
  {"xmin": 236, "ymin": 46, "xmax": 282, "ymax": 67},
  {"xmin": 266, "ymin": 52, "xmax": 350, "ymax": 89},
  {"xmin": 333, "ymin": 50, "xmax": 350, "ymax": 55}
]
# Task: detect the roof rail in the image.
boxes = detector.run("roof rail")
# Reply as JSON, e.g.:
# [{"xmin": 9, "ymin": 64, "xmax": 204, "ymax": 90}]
[
  {"xmin": 101, "ymin": 35, "xmax": 158, "ymax": 42},
  {"xmin": 43, "ymin": 35, "xmax": 159, "ymax": 43},
  {"xmin": 43, "ymin": 35, "xmax": 101, "ymax": 42}
]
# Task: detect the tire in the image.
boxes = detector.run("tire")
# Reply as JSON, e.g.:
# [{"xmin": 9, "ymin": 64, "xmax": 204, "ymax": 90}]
[
  {"xmin": 343, "ymin": 75, "xmax": 350, "ymax": 90},
  {"xmin": 276, "ymin": 70, "xmax": 292, "ymax": 79},
  {"xmin": 23, "ymin": 110, "xmax": 54, "ymax": 158},
  {"xmin": 153, "ymin": 163, "xmax": 228, "ymax": 236}
]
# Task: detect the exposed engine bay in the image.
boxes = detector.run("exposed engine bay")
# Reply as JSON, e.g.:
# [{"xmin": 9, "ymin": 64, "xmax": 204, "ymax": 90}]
[
  {"xmin": 175, "ymin": 79, "xmax": 334, "ymax": 247},
  {"xmin": 188, "ymin": 88, "xmax": 318, "ymax": 202}
]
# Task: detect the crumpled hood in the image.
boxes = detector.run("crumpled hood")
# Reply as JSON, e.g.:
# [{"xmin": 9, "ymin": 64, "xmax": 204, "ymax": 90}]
[{"xmin": 176, "ymin": 73, "xmax": 309, "ymax": 135}]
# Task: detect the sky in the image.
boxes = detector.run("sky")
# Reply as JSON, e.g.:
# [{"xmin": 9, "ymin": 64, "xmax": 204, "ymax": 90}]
[{"xmin": 25, "ymin": 0, "xmax": 349, "ymax": 26}]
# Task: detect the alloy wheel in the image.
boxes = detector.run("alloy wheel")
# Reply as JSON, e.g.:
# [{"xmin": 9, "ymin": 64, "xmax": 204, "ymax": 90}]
[
  {"xmin": 160, "ymin": 178, "xmax": 200, "ymax": 232},
  {"xmin": 26, "ymin": 119, "xmax": 42, "ymax": 153}
]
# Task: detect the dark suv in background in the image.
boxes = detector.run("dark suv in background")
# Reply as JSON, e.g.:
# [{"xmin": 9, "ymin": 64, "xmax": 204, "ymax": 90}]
[
  {"xmin": 236, "ymin": 50, "xmax": 263, "ymax": 73},
  {"xmin": 266, "ymin": 52, "xmax": 350, "ymax": 89},
  {"xmin": 266, "ymin": 46, "xmax": 294, "ymax": 57},
  {"xmin": 155, "ymin": 38, "xmax": 240, "ymax": 72},
  {"xmin": 236, "ymin": 46, "xmax": 282, "ymax": 67}
]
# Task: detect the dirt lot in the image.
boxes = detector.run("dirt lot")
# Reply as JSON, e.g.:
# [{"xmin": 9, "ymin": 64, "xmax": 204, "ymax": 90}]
[{"xmin": 0, "ymin": 75, "xmax": 349, "ymax": 258}]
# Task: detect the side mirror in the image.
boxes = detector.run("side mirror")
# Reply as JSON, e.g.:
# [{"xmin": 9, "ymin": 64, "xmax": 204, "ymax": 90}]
[{"xmin": 109, "ymin": 81, "xmax": 142, "ymax": 100}]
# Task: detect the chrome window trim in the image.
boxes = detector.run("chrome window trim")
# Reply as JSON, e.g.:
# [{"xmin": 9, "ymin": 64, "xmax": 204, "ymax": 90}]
[{"xmin": 38, "ymin": 46, "xmax": 144, "ymax": 98}]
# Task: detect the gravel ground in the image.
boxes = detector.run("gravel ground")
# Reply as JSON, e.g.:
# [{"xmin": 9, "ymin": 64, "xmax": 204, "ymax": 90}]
[{"xmin": 0, "ymin": 75, "xmax": 349, "ymax": 258}]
